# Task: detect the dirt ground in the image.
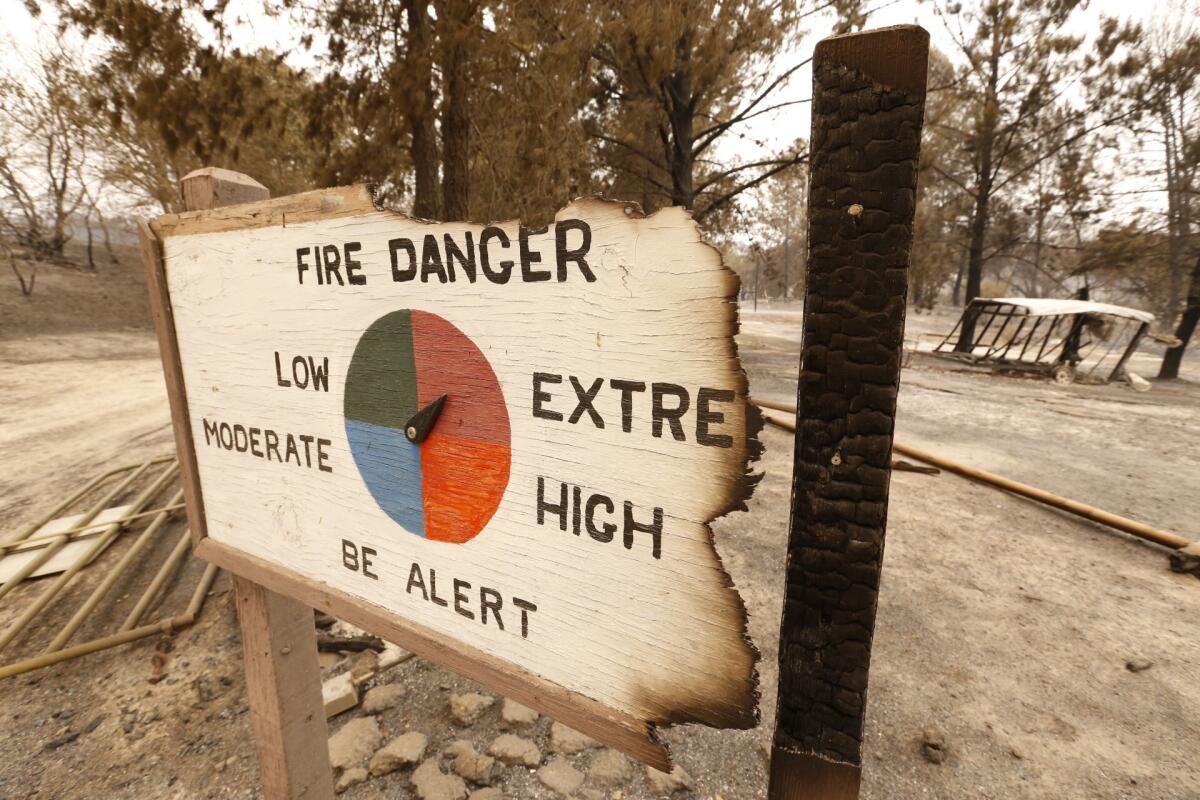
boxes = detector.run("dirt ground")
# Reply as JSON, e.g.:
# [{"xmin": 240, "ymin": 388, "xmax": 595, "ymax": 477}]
[{"xmin": 1, "ymin": 263, "xmax": 1198, "ymax": 799}]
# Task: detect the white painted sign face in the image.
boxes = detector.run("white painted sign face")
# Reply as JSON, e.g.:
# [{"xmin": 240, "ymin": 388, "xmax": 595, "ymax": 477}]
[{"xmin": 156, "ymin": 191, "xmax": 759, "ymax": 743}]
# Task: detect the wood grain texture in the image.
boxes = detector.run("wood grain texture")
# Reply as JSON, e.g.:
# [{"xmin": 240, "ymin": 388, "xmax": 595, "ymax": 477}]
[
  {"xmin": 234, "ymin": 575, "xmax": 334, "ymax": 799},
  {"xmin": 152, "ymin": 184, "xmax": 378, "ymax": 239},
  {"xmin": 814, "ymin": 25, "xmax": 930, "ymax": 95},
  {"xmin": 152, "ymin": 187, "xmax": 761, "ymax": 764},
  {"xmin": 138, "ymin": 219, "xmax": 208, "ymax": 545},
  {"xmin": 770, "ymin": 24, "xmax": 929, "ymax": 793},
  {"xmin": 769, "ymin": 748, "xmax": 861, "ymax": 800}
]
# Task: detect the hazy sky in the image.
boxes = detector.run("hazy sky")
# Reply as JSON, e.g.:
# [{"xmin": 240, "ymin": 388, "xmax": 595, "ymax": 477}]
[
  {"xmin": 0, "ymin": 0, "xmax": 1185, "ymax": 218},
  {"xmin": 725, "ymin": 0, "xmax": 1178, "ymax": 216}
]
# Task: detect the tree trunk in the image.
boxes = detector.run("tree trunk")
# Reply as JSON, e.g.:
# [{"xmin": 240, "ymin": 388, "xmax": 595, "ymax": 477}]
[
  {"xmin": 99, "ymin": 210, "xmax": 118, "ymax": 264},
  {"xmin": 86, "ymin": 214, "xmax": 95, "ymax": 270},
  {"xmin": 405, "ymin": 0, "xmax": 440, "ymax": 220},
  {"xmin": 1163, "ymin": 110, "xmax": 1184, "ymax": 325},
  {"xmin": 438, "ymin": 0, "xmax": 473, "ymax": 221},
  {"xmin": 954, "ymin": 185, "xmax": 990, "ymax": 351},
  {"xmin": 953, "ymin": 18, "xmax": 1000, "ymax": 353},
  {"xmin": 1032, "ymin": 188, "xmax": 1045, "ymax": 295},
  {"xmin": 1159, "ymin": 252, "xmax": 1200, "ymax": 380},
  {"xmin": 782, "ymin": 233, "xmax": 790, "ymax": 301},
  {"xmin": 666, "ymin": 35, "xmax": 695, "ymax": 209}
]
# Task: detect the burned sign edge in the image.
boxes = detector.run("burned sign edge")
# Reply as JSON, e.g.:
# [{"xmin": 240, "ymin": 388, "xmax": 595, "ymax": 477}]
[
  {"xmin": 610, "ymin": 199, "xmax": 764, "ymax": 732},
  {"xmin": 148, "ymin": 188, "xmax": 763, "ymax": 739}
]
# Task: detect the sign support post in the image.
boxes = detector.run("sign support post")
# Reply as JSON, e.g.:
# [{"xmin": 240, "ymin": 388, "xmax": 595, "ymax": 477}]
[
  {"xmin": 177, "ymin": 168, "xmax": 334, "ymax": 799},
  {"xmin": 769, "ymin": 26, "xmax": 929, "ymax": 800}
]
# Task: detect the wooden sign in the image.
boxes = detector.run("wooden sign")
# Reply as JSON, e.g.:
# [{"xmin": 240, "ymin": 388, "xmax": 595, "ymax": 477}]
[{"xmin": 144, "ymin": 188, "xmax": 760, "ymax": 768}]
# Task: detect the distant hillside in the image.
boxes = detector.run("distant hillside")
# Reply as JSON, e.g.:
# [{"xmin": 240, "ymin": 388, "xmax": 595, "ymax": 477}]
[{"xmin": 1, "ymin": 235, "xmax": 153, "ymax": 341}]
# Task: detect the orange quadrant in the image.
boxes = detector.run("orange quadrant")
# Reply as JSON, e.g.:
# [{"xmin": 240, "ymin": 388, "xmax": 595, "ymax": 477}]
[{"xmin": 421, "ymin": 433, "xmax": 512, "ymax": 543}]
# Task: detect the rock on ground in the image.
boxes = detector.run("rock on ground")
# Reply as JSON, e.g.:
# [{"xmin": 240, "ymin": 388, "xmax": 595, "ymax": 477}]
[
  {"xmin": 444, "ymin": 740, "xmax": 499, "ymax": 785},
  {"xmin": 921, "ymin": 728, "xmax": 947, "ymax": 764},
  {"xmin": 411, "ymin": 758, "xmax": 468, "ymax": 800},
  {"xmin": 537, "ymin": 756, "xmax": 584, "ymax": 796},
  {"xmin": 467, "ymin": 789, "xmax": 502, "ymax": 800},
  {"xmin": 549, "ymin": 721, "xmax": 597, "ymax": 754},
  {"xmin": 500, "ymin": 698, "xmax": 538, "ymax": 727},
  {"xmin": 369, "ymin": 731, "xmax": 428, "ymax": 776},
  {"xmin": 645, "ymin": 764, "xmax": 692, "ymax": 795},
  {"xmin": 318, "ymin": 651, "xmax": 344, "ymax": 669},
  {"xmin": 486, "ymin": 734, "xmax": 541, "ymax": 767},
  {"xmin": 377, "ymin": 641, "xmax": 414, "ymax": 670},
  {"xmin": 448, "ymin": 692, "xmax": 495, "ymax": 725},
  {"xmin": 586, "ymin": 748, "xmax": 631, "ymax": 786},
  {"xmin": 350, "ymin": 650, "xmax": 380, "ymax": 683},
  {"xmin": 362, "ymin": 683, "xmax": 406, "ymax": 714},
  {"xmin": 328, "ymin": 716, "xmax": 383, "ymax": 770},
  {"xmin": 335, "ymin": 766, "xmax": 368, "ymax": 794}
]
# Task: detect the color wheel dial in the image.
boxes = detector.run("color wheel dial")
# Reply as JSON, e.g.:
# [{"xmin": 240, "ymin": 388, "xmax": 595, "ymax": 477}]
[{"xmin": 344, "ymin": 310, "xmax": 511, "ymax": 543}]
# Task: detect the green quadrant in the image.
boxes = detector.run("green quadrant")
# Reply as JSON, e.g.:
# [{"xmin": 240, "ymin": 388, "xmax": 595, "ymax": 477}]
[{"xmin": 344, "ymin": 309, "xmax": 418, "ymax": 428}]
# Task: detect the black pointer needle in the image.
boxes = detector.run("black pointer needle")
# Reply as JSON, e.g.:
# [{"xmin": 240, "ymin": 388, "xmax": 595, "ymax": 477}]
[{"xmin": 404, "ymin": 394, "xmax": 448, "ymax": 444}]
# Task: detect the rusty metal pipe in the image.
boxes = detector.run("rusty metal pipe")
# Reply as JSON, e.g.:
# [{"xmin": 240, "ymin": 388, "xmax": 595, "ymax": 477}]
[
  {"xmin": 755, "ymin": 399, "xmax": 1192, "ymax": 551},
  {"xmin": 186, "ymin": 562, "xmax": 220, "ymax": 617},
  {"xmin": 0, "ymin": 540, "xmax": 73, "ymax": 603},
  {"xmin": 120, "ymin": 528, "xmax": 193, "ymax": 631},
  {"xmin": 0, "ymin": 460, "xmax": 175, "ymax": 603},
  {"xmin": 1, "ymin": 504, "xmax": 186, "ymax": 554},
  {"xmin": 1, "ymin": 456, "xmax": 174, "ymax": 546},
  {"xmin": 0, "ymin": 561, "xmax": 218, "ymax": 681}
]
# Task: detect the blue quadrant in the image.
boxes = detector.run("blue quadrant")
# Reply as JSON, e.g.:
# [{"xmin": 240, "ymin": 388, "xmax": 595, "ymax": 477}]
[{"xmin": 344, "ymin": 419, "xmax": 425, "ymax": 536}]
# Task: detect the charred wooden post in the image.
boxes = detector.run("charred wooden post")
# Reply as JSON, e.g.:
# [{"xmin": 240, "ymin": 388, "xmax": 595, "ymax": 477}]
[{"xmin": 770, "ymin": 26, "xmax": 929, "ymax": 799}]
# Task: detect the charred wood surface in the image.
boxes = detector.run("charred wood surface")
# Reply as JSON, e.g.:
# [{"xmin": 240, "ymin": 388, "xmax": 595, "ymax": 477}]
[{"xmin": 772, "ymin": 26, "xmax": 929, "ymax": 786}]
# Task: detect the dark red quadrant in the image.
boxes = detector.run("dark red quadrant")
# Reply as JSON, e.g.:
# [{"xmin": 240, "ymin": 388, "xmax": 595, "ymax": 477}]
[{"xmin": 412, "ymin": 311, "xmax": 511, "ymax": 446}]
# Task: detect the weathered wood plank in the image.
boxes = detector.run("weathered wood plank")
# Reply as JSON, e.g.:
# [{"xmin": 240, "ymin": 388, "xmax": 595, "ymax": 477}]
[
  {"xmin": 152, "ymin": 183, "xmax": 378, "ymax": 239},
  {"xmin": 234, "ymin": 575, "xmax": 335, "ymax": 798},
  {"xmin": 200, "ymin": 537, "xmax": 672, "ymax": 770},
  {"xmin": 138, "ymin": 219, "xmax": 207, "ymax": 544},
  {"xmin": 770, "ymin": 25, "xmax": 930, "ymax": 799}
]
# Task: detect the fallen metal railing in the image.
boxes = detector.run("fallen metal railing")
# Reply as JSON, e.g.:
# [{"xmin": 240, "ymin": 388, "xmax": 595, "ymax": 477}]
[{"xmin": 0, "ymin": 455, "xmax": 220, "ymax": 679}]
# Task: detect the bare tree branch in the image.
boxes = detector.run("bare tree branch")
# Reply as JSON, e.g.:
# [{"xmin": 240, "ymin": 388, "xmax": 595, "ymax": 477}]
[{"xmin": 694, "ymin": 154, "xmax": 807, "ymax": 221}]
